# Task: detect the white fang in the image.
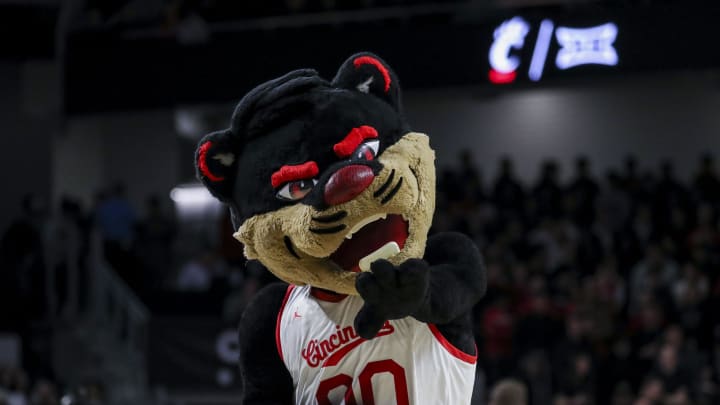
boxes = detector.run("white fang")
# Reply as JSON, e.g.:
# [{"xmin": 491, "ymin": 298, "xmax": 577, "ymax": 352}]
[{"xmin": 359, "ymin": 242, "xmax": 401, "ymax": 272}]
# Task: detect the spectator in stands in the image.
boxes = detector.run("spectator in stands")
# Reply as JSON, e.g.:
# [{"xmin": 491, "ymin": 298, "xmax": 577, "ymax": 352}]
[
  {"xmin": 136, "ymin": 195, "xmax": 176, "ymax": 290},
  {"xmin": 94, "ymin": 182, "xmax": 140, "ymax": 289},
  {"xmin": 635, "ymin": 377, "xmax": 664, "ymax": 405},
  {"xmin": 223, "ymin": 260, "xmax": 278, "ymax": 324},
  {"xmin": 673, "ymin": 262, "xmax": 710, "ymax": 338},
  {"xmin": 715, "ymin": 341, "xmax": 720, "ymax": 392},
  {"xmin": 574, "ymin": 225, "xmax": 605, "ymax": 275},
  {"xmin": 0, "ymin": 194, "xmax": 48, "ymax": 325},
  {"xmin": 553, "ymin": 312, "xmax": 593, "ymax": 370},
  {"xmin": 687, "ymin": 203, "xmax": 720, "ymax": 270},
  {"xmin": 439, "ymin": 166, "xmax": 465, "ymax": 205},
  {"xmin": 663, "ymin": 206, "xmax": 692, "ymax": 263},
  {"xmin": 629, "ymin": 243, "xmax": 677, "ymax": 311},
  {"xmin": 620, "ymin": 155, "xmax": 641, "ymax": 205},
  {"xmin": 480, "ymin": 294, "xmax": 516, "ymax": 383},
  {"xmin": 591, "ymin": 259, "xmax": 627, "ymax": 314},
  {"xmin": 176, "ymin": 250, "xmax": 222, "ymax": 291},
  {"xmin": 596, "ymin": 170, "xmax": 631, "ymax": 234},
  {"xmin": 458, "ymin": 149, "xmax": 484, "ymax": 204},
  {"xmin": 628, "ymin": 300, "xmax": 667, "ymax": 381},
  {"xmin": 528, "ymin": 217, "xmax": 578, "ymax": 274},
  {"xmin": 532, "ymin": 160, "xmax": 563, "ymax": 219},
  {"xmin": 610, "ymin": 381, "xmax": 634, "ymax": 405},
  {"xmin": 653, "ymin": 161, "xmax": 688, "ymax": 231},
  {"xmin": 630, "ymin": 204, "xmax": 655, "ymax": 247},
  {"xmin": 488, "ymin": 379, "xmax": 527, "ymax": 405},
  {"xmin": 650, "ymin": 343, "xmax": 692, "ymax": 400},
  {"xmin": 29, "ymin": 380, "xmax": 57, "ymax": 405},
  {"xmin": 492, "ymin": 157, "xmax": 526, "ymax": 220},
  {"xmin": 515, "ymin": 288, "xmax": 560, "ymax": 357},
  {"xmin": 693, "ymin": 154, "xmax": 720, "ymax": 205},
  {"xmin": 44, "ymin": 197, "xmax": 83, "ymax": 319},
  {"xmin": 566, "ymin": 156, "xmax": 600, "ymax": 227},
  {"xmin": 1, "ymin": 367, "xmax": 28, "ymax": 405},
  {"xmin": 519, "ymin": 350, "xmax": 553, "ymax": 405},
  {"xmin": 554, "ymin": 352, "xmax": 595, "ymax": 405},
  {"xmin": 697, "ymin": 366, "xmax": 718, "ymax": 404},
  {"xmin": 94, "ymin": 182, "xmax": 136, "ymax": 250}
]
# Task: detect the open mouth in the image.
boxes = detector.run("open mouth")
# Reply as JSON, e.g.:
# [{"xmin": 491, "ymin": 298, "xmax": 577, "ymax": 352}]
[{"xmin": 329, "ymin": 214, "xmax": 409, "ymax": 273}]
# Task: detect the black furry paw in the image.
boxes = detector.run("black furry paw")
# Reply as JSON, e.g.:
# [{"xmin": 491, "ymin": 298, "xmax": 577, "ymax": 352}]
[{"xmin": 354, "ymin": 258, "xmax": 430, "ymax": 339}]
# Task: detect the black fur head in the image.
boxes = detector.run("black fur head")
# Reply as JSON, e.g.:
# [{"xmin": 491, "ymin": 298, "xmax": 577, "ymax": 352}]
[
  {"xmin": 195, "ymin": 52, "xmax": 436, "ymax": 295},
  {"xmin": 196, "ymin": 53, "xmax": 408, "ymax": 227}
]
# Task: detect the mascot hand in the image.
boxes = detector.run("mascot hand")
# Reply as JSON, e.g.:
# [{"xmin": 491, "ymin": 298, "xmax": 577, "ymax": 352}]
[{"xmin": 354, "ymin": 259, "xmax": 430, "ymax": 339}]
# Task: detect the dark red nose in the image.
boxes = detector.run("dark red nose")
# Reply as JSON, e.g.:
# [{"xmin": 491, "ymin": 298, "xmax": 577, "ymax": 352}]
[{"xmin": 324, "ymin": 165, "xmax": 375, "ymax": 206}]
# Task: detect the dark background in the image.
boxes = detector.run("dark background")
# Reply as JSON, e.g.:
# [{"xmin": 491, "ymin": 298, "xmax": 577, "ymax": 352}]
[{"xmin": 1, "ymin": 0, "xmax": 719, "ymax": 404}]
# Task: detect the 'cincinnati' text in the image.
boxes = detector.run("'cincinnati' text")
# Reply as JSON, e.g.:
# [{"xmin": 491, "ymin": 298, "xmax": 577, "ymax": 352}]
[{"xmin": 301, "ymin": 322, "xmax": 395, "ymax": 367}]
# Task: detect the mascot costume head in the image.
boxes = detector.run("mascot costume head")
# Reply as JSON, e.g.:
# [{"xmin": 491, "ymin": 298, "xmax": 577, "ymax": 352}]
[{"xmin": 196, "ymin": 52, "xmax": 486, "ymax": 404}]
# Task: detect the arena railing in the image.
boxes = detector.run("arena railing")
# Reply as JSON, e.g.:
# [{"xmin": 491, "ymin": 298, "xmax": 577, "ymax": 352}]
[{"xmin": 84, "ymin": 231, "xmax": 152, "ymax": 404}]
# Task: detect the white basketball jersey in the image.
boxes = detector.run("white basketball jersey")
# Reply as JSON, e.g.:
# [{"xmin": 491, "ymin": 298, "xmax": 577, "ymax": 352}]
[{"xmin": 276, "ymin": 285, "xmax": 476, "ymax": 405}]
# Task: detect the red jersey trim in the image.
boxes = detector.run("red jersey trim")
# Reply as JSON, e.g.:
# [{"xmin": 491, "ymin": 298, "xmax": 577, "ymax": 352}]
[
  {"xmin": 428, "ymin": 323, "xmax": 478, "ymax": 365},
  {"xmin": 275, "ymin": 285, "xmax": 296, "ymax": 362},
  {"xmin": 310, "ymin": 287, "xmax": 348, "ymax": 303}
]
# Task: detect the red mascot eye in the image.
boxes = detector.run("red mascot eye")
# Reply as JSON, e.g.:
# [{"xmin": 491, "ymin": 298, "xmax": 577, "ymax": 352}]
[
  {"xmin": 352, "ymin": 140, "xmax": 380, "ymax": 161},
  {"xmin": 276, "ymin": 178, "xmax": 318, "ymax": 201}
]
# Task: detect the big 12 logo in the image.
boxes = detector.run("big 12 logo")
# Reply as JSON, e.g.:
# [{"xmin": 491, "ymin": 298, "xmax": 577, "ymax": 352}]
[{"xmin": 488, "ymin": 16, "xmax": 619, "ymax": 84}]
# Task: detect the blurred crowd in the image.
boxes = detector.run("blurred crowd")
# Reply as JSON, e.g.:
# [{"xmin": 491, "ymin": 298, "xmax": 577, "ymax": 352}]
[
  {"xmin": 0, "ymin": 367, "xmax": 59, "ymax": 405},
  {"xmin": 0, "ymin": 184, "xmax": 175, "ymax": 405},
  {"xmin": 2, "ymin": 152, "xmax": 720, "ymax": 405},
  {"xmin": 0, "ymin": 183, "xmax": 178, "ymax": 326},
  {"xmin": 436, "ymin": 152, "xmax": 720, "ymax": 405},
  {"xmin": 0, "ymin": 365, "xmax": 106, "ymax": 405}
]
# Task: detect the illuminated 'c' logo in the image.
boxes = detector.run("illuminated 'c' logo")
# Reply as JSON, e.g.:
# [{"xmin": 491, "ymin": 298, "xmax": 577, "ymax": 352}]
[{"xmin": 488, "ymin": 17, "xmax": 530, "ymax": 83}]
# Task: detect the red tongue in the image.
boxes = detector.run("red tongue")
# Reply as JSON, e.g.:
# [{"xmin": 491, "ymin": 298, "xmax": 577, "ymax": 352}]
[{"xmin": 329, "ymin": 215, "xmax": 408, "ymax": 272}]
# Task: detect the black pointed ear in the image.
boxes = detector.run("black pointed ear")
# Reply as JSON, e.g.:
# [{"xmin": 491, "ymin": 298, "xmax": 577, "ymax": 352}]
[
  {"xmin": 332, "ymin": 52, "xmax": 402, "ymax": 112},
  {"xmin": 195, "ymin": 129, "xmax": 239, "ymax": 203}
]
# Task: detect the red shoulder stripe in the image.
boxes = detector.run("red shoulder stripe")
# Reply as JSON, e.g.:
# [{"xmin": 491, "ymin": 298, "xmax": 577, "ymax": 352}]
[
  {"xmin": 428, "ymin": 323, "xmax": 477, "ymax": 364},
  {"xmin": 310, "ymin": 287, "xmax": 347, "ymax": 302},
  {"xmin": 275, "ymin": 285, "xmax": 296, "ymax": 362}
]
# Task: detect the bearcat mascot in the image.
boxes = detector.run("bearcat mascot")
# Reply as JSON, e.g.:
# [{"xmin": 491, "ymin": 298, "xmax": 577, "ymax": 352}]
[{"xmin": 195, "ymin": 52, "xmax": 487, "ymax": 404}]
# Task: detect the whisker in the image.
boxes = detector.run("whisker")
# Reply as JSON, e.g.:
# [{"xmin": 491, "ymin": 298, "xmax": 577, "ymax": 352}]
[
  {"xmin": 284, "ymin": 236, "xmax": 300, "ymax": 259},
  {"xmin": 381, "ymin": 177, "xmax": 403, "ymax": 205},
  {"xmin": 309, "ymin": 224, "xmax": 347, "ymax": 235},
  {"xmin": 312, "ymin": 211, "xmax": 348, "ymax": 223},
  {"xmin": 373, "ymin": 169, "xmax": 395, "ymax": 198}
]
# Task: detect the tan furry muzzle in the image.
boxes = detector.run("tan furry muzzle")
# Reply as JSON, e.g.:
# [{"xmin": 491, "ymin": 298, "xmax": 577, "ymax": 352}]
[{"xmin": 234, "ymin": 132, "xmax": 436, "ymax": 295}]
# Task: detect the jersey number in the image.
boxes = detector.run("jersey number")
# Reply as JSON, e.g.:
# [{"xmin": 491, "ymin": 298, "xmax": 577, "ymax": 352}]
[{"xmin": 315, "ymin": 359, "xmax": 409, "ymax": 405}]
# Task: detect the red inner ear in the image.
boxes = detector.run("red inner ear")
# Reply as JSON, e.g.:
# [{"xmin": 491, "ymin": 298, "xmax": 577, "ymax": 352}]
[
  {"xmin": 353, "ymin": 56, "xmax": 391, "ymax": 93},
  {"xmin": 271, "ymin": 161, "xmax": 319, "ymax": 188},
  {"xmin": 198, "ymin": 141, "xmax": 225, "ymax": 182}
]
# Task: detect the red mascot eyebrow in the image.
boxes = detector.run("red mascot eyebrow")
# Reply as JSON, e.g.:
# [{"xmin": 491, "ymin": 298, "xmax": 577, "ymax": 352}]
[
  {"xmin": 353, "ymin": 56, "xmax": 391, "ymax": 93},
  {"xmin": 198, "ymin": 141, "xmax": 225, "ymax": 182},
  {"xmin": 271, "ymin": 161, "xmax": 319, "ymax": 188},
  {"xmin": 333, "ymin": 125, "xmax": 378, "ymax": 158}
]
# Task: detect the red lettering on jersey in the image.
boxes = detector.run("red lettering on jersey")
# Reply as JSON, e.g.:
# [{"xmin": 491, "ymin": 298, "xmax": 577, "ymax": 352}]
[{"xmin": 301, "ymin": 322, "xmax": 395, "ymax": 368}]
